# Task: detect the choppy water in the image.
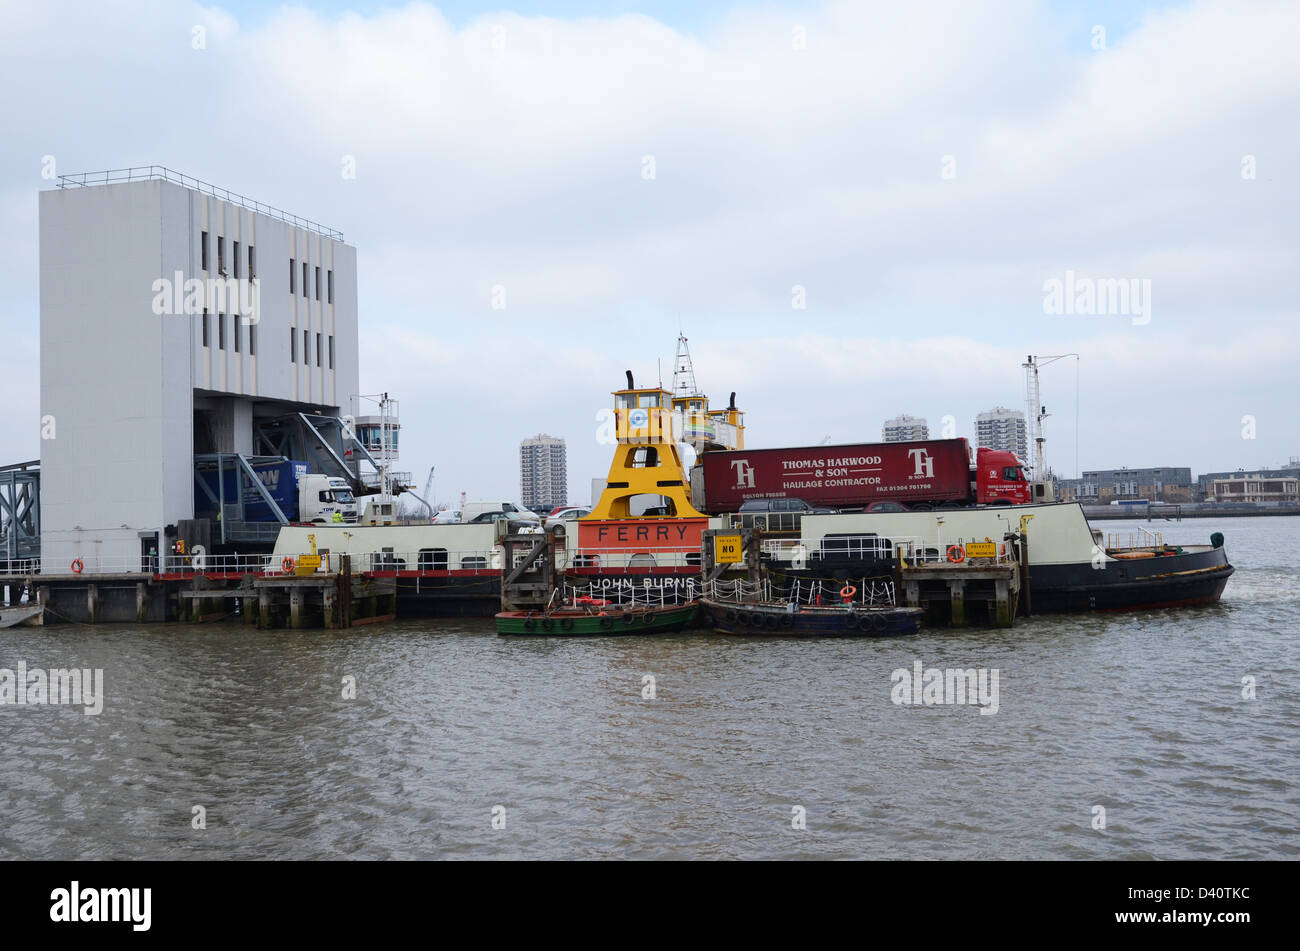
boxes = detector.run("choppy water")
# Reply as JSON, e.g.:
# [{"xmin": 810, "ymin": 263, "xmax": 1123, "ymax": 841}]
[{"xmin": 1, "ymin": 516, "xmax": 1296, "ymax": 859}]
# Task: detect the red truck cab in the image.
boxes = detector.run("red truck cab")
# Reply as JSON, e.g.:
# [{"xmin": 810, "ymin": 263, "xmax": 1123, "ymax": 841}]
[{"xmin": 974, "ymin": 447, "xmax": 1031, "ymax": 504}]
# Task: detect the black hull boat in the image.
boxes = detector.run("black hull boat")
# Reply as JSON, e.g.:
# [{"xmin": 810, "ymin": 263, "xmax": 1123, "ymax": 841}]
[
  {"xmin": 1025, "ymin": 543, "xmax": 1233, "ymax": 613},
  {"xmin": 701, "ymin": 599, "xmax": 922, "ymax": 637},
  {"xmin": 701, "ymin": 578, "xmax": 921, "ymax": 637}
]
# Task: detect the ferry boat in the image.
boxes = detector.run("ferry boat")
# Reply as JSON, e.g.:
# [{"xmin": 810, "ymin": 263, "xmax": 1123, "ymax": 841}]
[{"xmin": 262, "ymin": 352, "xmax": 1233, "ymax": 620}]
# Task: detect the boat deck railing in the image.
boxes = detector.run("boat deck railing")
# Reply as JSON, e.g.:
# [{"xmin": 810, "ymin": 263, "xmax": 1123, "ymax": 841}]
[
  {"xmin": 704, "ymin": 577, "xmax": 897, "ymax": 607},
  {"xmin": 762, "ymin": 534, "xmax": 1018, "ymax": 567}
]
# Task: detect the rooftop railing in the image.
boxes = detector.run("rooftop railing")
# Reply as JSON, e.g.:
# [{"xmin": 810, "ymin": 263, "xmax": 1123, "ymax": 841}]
[{"xmin": 55, "ymin": 166, "xmax": 344, "ymax": 241}]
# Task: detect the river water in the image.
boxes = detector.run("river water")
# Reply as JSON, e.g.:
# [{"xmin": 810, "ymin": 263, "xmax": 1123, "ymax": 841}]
[{"xmin": 2, "ymin": 516, "xmax": 1295, "ymax": 860}]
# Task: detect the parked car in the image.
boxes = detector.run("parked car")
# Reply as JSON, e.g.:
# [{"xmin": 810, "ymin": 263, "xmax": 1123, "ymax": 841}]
[
  {"xmin": 544, "ymin": 506, "xmax": 591, "ymax": 532},
  {"xmin": 737, "ymin": 498, "xmax": 835, "ymax": 515},
  {"xmin": 865, "ymin": 500, "xmax": 909, "ymax": 513},
  {"xmin": 469, "ymin": 511, "xmax": 542, "ymax": 532},
  {"xmin": 736, "ymin": 497, "xmax": 834, "ymax": 531},
  {"xmin": 431, "ymin": 508, "xmax": 462, "ymax": 524}
]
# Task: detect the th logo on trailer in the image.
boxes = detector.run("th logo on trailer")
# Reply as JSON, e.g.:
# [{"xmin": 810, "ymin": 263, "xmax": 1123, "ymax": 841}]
[
  {"xmin": 907, "ymin": 447, "xmax": 934, "ymax": 478},
  {"xmin": 730, "ymin": 459, "xmax": 755, "ymax": 489}
]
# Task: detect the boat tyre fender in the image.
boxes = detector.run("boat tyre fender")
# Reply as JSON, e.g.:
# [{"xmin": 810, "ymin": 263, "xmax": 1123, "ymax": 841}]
[
  {"xmin": 541, "ymin": 618, "xmax": 555, "ymax": 632},
  {"xmin": 642, "ymin": 613, "xmax": 654, "ymax": 625},
  {"xmin": 765, "ymin": 614, "xmax": 780, "ymax": 629},
  {"xmin": 780, "ymin": 614, "xmax": 794, "ymax": 629},
  {"xmin": 857, "ymin": 615, "xmax": 874, "ymax": 633},
  {"xmin": 870, "ymin": 614, "xmax": 888, "ymax": 634},
  {"xmin": 560, "ymin": 618, "xmax": 575, "ymax": 632},
  {"xmin": 523, "ymin": 618, "xmax": 537, "ymax": 631},
  {"xmin": 599, "ymin": 616, "xmax": 615, "ymax": 630},
  {"xmin": 725, "ymin": 609, "xmax": 740, "ymax": 624},
  {"xmin": 622, "ymin": 613, "xmax": 635, "ymax": 625}
]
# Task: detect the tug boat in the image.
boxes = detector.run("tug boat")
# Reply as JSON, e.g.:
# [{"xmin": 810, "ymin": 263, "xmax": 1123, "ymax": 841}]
[{"xmin": 495, "ymin": 600, "xmax": 698, "ymax": 636}]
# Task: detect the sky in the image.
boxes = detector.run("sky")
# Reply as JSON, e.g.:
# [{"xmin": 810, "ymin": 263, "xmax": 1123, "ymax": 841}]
[{"xmin": 1, "ymin": 0, "xmax": 1296, "ymax": 504}]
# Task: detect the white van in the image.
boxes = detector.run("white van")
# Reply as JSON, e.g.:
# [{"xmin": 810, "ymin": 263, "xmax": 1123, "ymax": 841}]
[{"xmin": 460, "ymin": 500, "xmax": 539, "ymax": 522}]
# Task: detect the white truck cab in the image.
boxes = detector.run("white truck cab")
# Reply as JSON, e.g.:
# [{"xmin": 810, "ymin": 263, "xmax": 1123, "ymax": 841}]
[{"xmin": 300, "ymin": 475, "xmax": 360, "ymax": 524}]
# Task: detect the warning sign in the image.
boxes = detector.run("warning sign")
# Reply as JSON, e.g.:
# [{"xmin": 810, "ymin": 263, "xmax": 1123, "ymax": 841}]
[
  {"xmin": 713, "ymin": 534, "xmax": 743, "ymax": 564},
  {"xmin": 965, "ymin": 541, "xmax": 997, "ymax": 558}
]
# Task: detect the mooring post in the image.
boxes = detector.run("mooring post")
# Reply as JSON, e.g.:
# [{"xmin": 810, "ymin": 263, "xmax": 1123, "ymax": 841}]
[
  {"xmin": 86, "ymin": 583, "xmax": 98, "ymax": 624},
  {"xmin": 323, "ymin": 586, "xmax": 337, "ymax": 629},
  {"xmin": 947, "ymin": 580, "xmax": 966, "ymax": 626},
  {"xmin": 994, "ymin": 578, "xmax": 1012, "ymax": 627},
  {"xmin": 258, "ymin": 589, "xmax": 272, "ymax": 628},
  {"xmin": 289, "ymin": 587, "xmax": 305, "ymax": 629},
  {"xmin": 136, "ymin": 582, "xmax": 147, "ymax": 623}
]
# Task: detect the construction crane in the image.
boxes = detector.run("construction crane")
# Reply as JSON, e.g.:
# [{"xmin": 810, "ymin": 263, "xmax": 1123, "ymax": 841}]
[
  {"xmin": 406, "ymin": 465, "xmax": 436, "ymax": 519},
  {"xmin": 1022, "ymin": 354, "xmax": 1079, "ymax": 479}
]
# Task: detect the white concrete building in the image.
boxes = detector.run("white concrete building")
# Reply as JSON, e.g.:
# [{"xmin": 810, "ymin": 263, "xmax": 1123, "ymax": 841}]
[
  {"xmin": 39, "ymin": 169, "xmax": 359, "ymax": 572},
  {"xmin": 519, "ymin": 434, "xmax": 567, "ymax": 513},
  {"xmin": 882, "ymin": 414, "xmax": 929, "ymax": 443},
  {"xmin": 975, "ymin": 407, "xmax": 1029, "ymax": 461}
]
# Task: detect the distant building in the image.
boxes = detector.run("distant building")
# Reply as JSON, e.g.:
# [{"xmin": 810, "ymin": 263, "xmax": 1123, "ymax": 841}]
[
  {"xmin": 1208, "ymin": 473, "xmax": 1300, "ymax": 503},
  {"xmin": 882, "ymin": 415, "xmax": 929, "ymax": 442},
  {"xmin": 1055, "ymin": 477, "xmax": 1098, "ymax": 503},
  {"xmin": 975, "ymin": 407, "xmax": 1028, "ymax": 461},
  {"xmin": 519, "ymin": 434, "xmax": 567, "ymax": 513},
  {"xmin": 1197, "ymin": 465, "xmax": 1300, "ymax": 500},
  {"xmin": 1082, "ymin": 467, "xmax": 1193, "ymax": 504}
]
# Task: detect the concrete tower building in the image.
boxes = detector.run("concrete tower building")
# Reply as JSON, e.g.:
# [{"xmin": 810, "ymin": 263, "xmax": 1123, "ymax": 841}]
[
  {"xmin": 39, "ymin": 168, "xmax": 360, "ymax": 571},
  {"xmin": 975, "ymin": 407, "xmax": 1029, "ymax": 461},
  {"xmin": 520, "ymin": 434, "xmax": 567, "ymax": 513},
  {"xmin": 882, "ymin": 415, "xmax": 929, "ymax": 442}
]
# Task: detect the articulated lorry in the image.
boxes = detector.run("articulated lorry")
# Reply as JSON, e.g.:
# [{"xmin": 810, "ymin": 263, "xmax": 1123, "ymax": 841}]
[
  {"xmin": 196, "ymin": 459, "xmax": 360, "ymax": 524},
  {"xmin": 690, "ymin": 438, "xmax": 1035, "ymax": 513}
]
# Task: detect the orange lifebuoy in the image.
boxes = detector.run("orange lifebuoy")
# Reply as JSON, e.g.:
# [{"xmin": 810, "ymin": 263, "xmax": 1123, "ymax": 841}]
[
  {"xmin": 839, "ymin": 584, "xmax": 857, "ymax": 601},
  {"xmin": 947, "ymin": 545, "xmax": 965, "ymax": 564},
  {"xmin": 282, "ymin": 556, "xmax": 295, "ymax": 573},
  {"xmin": 70, "ymin": 558, "xmax": 84, "ymax": 574}
]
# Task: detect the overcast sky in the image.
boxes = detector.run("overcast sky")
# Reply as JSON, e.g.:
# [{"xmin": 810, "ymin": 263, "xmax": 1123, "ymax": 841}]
[{"xmin": 1, "ymin": 0, "xmax": 1296, "ymax": 504}]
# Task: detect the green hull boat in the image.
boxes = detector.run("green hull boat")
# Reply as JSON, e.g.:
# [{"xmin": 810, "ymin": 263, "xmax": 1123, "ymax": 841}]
[{"xmin": 496, "ymin": 602, "xmax": 699, "ymax": 636}]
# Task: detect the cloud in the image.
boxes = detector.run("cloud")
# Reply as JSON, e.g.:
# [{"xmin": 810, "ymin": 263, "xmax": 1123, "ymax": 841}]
[{"xmin": 1, "ymin": 0, "xmax": 1296, "ymax": 500}]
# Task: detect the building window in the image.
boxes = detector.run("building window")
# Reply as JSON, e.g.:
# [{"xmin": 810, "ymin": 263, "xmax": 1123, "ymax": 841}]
[
  {"xmin": 315, "ymin": 266, "xmax": 321, "ymax": 301},
  {"xmin": 303, "ymin": 329, "xmax": 309, "ymax": 364},
  {"xmin": 248, "ymin": 245, "xmax": 256, "ymax": 280},
  {"xmin": 289, "ymin": 258, "xmax": 296, "ymax": 294},
  {"xmin": 316, "ymin": 333, "xmax": 321, "ymax": 366},
  {"xmin": 302, "ymin": 262, "xmax": 308, "ymax": 298},
  {"xmin": 217, "ymin": 236, "xmax": 225, "ymax": 275},
  {"xmin": 329, "ymin": 335, "xmax": 334, "ymax": 369},
  {"xmin": 328, "ymin": 270, "xmax": 334, "ymax": 304},
  {"xmin": 202, "ymin": 309, "xmax": 209, "ymax": 347},
  {"xmin": 290, "ymin": 325, "xmax": 296, "ymax": 362},
  {"xmin": 201, "ymin": 231, "xmax": 209, "ymax": 271},
  {"xmin": 218, "ymin": 313, "xmax": 225, "ymax": 350},
  {"xmin": 249, "ymin": 322, "xmax": 256, "ymax": 356},
  {"xmin": 233, "ymin": 318, "xmax": 241, "ymax": 353},
  {"xmin": 233, "ymin": 241, "xmax": 240, "ymax": 279}
]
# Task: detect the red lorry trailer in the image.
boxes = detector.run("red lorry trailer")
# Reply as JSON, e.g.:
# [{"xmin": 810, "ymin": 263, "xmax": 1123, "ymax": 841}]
[{"xmin": 690, "ymin": 438, "xmax": 1031, "ymax": 513}]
